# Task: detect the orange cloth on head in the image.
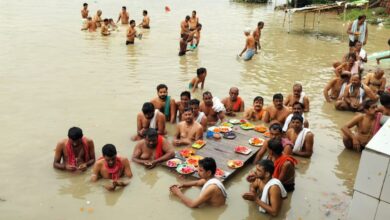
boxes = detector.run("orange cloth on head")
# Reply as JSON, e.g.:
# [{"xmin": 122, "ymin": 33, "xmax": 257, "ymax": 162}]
[
  {"xmin": 232, "ymin": 97, "xmax": 243, "ymax": 112},
  {"xmin": 66, "ymin": 137, "xmax": 89, "ymax": 166},
  {"xmin": 273, "ymin": 155, "xmax": 297, "ymax": 179},
  {"xmin": 155, "ymin": 135, "xmax": 164, "ymax": 159}
]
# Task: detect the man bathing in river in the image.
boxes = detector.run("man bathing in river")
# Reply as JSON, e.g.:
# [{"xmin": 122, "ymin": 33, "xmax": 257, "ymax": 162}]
[
  {"xmin": 347, "ymin": 15, "xmax": 368, "ymax": 47},
  {"xmin": 91, "ymin": 144, "xmax": 132, "ymax": 191},
  {"xmin": 139, "ymin": 10, "xmax": 150, "ymax": 29},
  {"xmin": 117, "ymin": 6, "xmax": 129, "ymax": 24},
  {"xmin": 132, "ymin": 129, "xmax": 174, "ymax": 169},
  {"xmin": 173, "ymin": 108, "xmax": 203, "ymax": 146},
  {"xmin": 323, "ymin": 71, "xmax": 351, "ymax": 102},
  {"xmin": 81, "ymin": 3, "xmax": 89, "ymax": 19},
  {"xmin": 200, "ymin": 91, "xmax": 226, "ymax": 125},
  {"xmin": 190, "ymin": 99, "xmax": 208, "ymax": 131},
  {"xmin": 253, "ymin": 21, "xmax": 264, "ymax": 54},
  {"xmin": 222, "ymin": 87, "xmax": 245, "ymax": 116},
  {"xmin": 150, "ymin": 84, "xmax": 176, "ymax": 123},
  {"xmin": 364, "ymin": 68, "xmax": 386, "ymax": 95},
  {"xmin": 263, "ymin": 93, "xmax": 291, "ymax": 125},
  {"xmin": 132, "ymin": 102, "xmax": 166, "ymax": 141},
  {"xmin": 239, "ymin": 28, "xmax": 256, "ymax": 61},
  {"xmin": 126, "ymin": 20, "xmax": 137, "ymax": 45},
  {"xmin": 170, "ymin": 157, "xmax": 227, "ymax": 208},
  {"xmin": 180, "ymin": 15, "xmax": 190, "ymax": 38},
  {"xmin": 81, "ymin": 17, "xmax": 97, "ymax": 32},
  {"xmin": 189, "ymin": 67, "xmax": 207, "ymax": 92},
  {"xmin": 175, "ymin": 91, "xmax": 191, "ymax": 122},
  {"xmin": 284, "ymin": 83, "xmax": 310, "ymax": 112},
  {"xmin": 282, "ymin": 102, "xmax": 309, "ymax": 132},
  {"xmin": 244, "ymin": 96, "xmax": 267, "ymax": 121},
  {"xmin": 286, "ymin": 115, "xmax": 314, "ymax": 158},
  {"xmin": 53, "ymin": 127, "xmax": 95, "ymax": 172},
  {"xmin": 101, "ymin": 19, "xmax": 110, "ymax": 36},
  {"xmin": 93, "ymin": 10, "xmax": 103, "ymax": 27}
]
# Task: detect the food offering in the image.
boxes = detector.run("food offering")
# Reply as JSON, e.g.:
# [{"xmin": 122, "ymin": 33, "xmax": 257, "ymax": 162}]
[
  {"xmin": 263, "ymin": 131, "xmax": 271, "ymax": 138},
  {"xmin": 254, "ymin": 125, "xmax": 267, "ymax": 133},
  {"xmin": 239, "ymin": 119, "xmax": 248, "ymax": 124},
  {"xmin": 208, "ymin": 126, "xmax": 232, "ymax": 133},
  {"xmin": 179, "ymin": 148, "xmax": 195, "ymax": 158},
  {"xmin": 166, "ymin": 158, "xmax": 183, "ymax": 168},
  {"xmin": 176, "ymin": 164, "xmax": 195, "ymax": 174},
  {"xmin": 192, "ymin": 140, "xmax": 206, "ymax": 149},
  {"xmin": 220, "ymin": 122, "xmax": 234, "ymax": 128},
  {"xmin": 186, "ymin": 155, "xmax": 204, "ymax": 167},
  {"xmin": 215, "ymin": 168, "xmax": 225, "ymax": 178},
  {"xmin": 223, "ymin": 131, "xmax": 236, "ymax": 139},
  {"xmin": 240, "ymin": 122, "xmax": 255, "ymax": 130},
  {"xmin": 248, "ymin": 137, "xmax": 265, "ymax": 147},
  {"xmin": 228, "ymin": 119, "xmax": 240, "ymax": 124},
  {"xmin": 227, "ymin": 160, "xmax": 244, "ymax": 169},
  {"xmin": 234, "ymin": 145, "xmax": 252, "ymax": 155}
]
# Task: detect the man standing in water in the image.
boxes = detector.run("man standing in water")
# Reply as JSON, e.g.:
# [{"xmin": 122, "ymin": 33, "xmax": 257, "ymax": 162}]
[
  {"xmin": 180, "ymin": 15, "xmax": 190, "ymax": 37},
  {"xmin": 170, "ymin": 157, "xmax": 227, "ymax": 208},
  {"xmin": 93, "ymin": 10, "xmax": 103, "ymax": 27},
  {"xmin": 139, "ymin": 10, "xmax": 150, "ymax": 29},
  {"xmin": 132, "ymin": 102, "xmax": 166, "ymax": 141},
  {"xmin": 253, "ymin": 21, "xmax": 264, "ymax": 54},
  {"xmin": 239, "ymin": 28, "xmax": 256, "ymax": 61},
  {"xmin": 117, "ymin": 6, "xmax": 130, "ymax": 24},
  {"xmin": 126, "ymin": 20, "xmax": 137, "ymax": 45},
  {"xmin": 81, "ymin": 3, "xmax": 89, "ymax": 19},
  {"xmin": 222, "ymin": 87, "xmax": 245, "ymax": 116},
  {"xmin": 244, "ymin": 96, "xmax": 267, "ymax": 121},
  {"xmin": 286, "ymin": 115, "xmax": 314, "ymax": 158},
  {"xmin": 200, "ymin": 91, "xmax": 226, "ymax": 125},
  {"xmin": 132, "ymin": 129, "xmax": 174, "ymax": 169},
  {"xmin": 91, "ymin": 144, "xmax": 132, "ymax": 191},
  {"xmin": 347, "ymin": 15, "xmax": 368, "ymax": 46},
  {"xmin": 175, "ymin": 91, "xmax": 191, "ymax": 122},
  {"xmin": 263, "ymin": 93, "xmax": 291, "ymax": 124},
  {"xmin": 189, "ymin": 11, "xmax": 199, "ymax": 31},
  {"xmin": 284, "ymin": 83, "xmax": 310, "ymax": 112},
  {"xmin": 81, "ymin": 17, "xmax": 97, "ymax": 32},
  {"xmin": 101, "ymin": 18, "xmax": 110, "ymax": 36},
  {"xmin": 190, "ymin": 99, "xmax": 208, "ymax": 131},
  {"xmin": 150, "ymin": 84, "xmax": 176, "ymax": 123},
  {"xmin": 173, "ymin": 108, "xmax": 203, "ymax": 146},
  {"xmin": 53, "ymin": 127, "xmax": 96, "ymax": 172},
  {"xmin": 341, "ymin": 100, "xmax": 378, "ymax": 152}
]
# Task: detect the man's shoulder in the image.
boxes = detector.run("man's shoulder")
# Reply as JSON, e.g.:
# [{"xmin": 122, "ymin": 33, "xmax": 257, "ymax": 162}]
[{"xmin": 57, "ymin": 139, "xmax": 67, "ymax": 148}]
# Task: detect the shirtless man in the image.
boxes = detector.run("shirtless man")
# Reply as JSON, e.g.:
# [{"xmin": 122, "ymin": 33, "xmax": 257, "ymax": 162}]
[
  {"xmin": 126, "ymin": 20, "xmax": 137, "ymax": 45},
  {"xmin": 132, "ymin": 102, "xmax": 166, "ymax": 141},
  {"xmin": 282, "ymin": 102, "xmax": 309, "ymax": 132},
  {"xmin": 170, "ymin": 157, "xmax": 227, "ymax": 208},
  {"xmin": 117, "ymin": 6, "xmax": 129, "ymax": 24},
  {"xmin": 263, "ymin": 93, "xmax": 291, "ymax": 124},
  {"xmin": 253, "ymin": 21, "xmax": 264, "ymax": 53},
  {"xmin": 200, "ymin": 91, "xmax": 225, "ymax": 125},
  {"xmin": 221, "ymin": 87, "xmax": 245, "ymax": 116},
  {"xmin": 139, "ymin": 10, "xmax": 150, "ymax": 29},
  {"xmin": 335, "ymin": 74, "xmax": 378, "ymax": 112},
  {"xmin": 173, "ymin": 108, "xmax": 203, "ymax": 146},
  {"xmin": 337, "ymin": 52, "xmax": 359, "ymax": 75},
  {"xmin": 286, "ymin": 115, "xmax": 314, "ymax": 158},
  {"xmin": 364, "ymin": 68, "xmax": 386, "ymax": 95},
  {"xmin": 239, "ymin": 28, "xmax": 256, "ymax": 61},
  {"xmin": 91, "ymin": 144, "xmax": 132, "ymax": 191},
  {"xmin": 242, "ymin": 159, "xmax": 287, "ymax": 217},
  {"xmin": 180, "ymin": 15, "xmax": 190, "ymax": 38},
  {"xmin": 53, "ymin": 127, "xmax": 95, "ymax": 172},
  {"xmin": 189, "ymin": 11, "xmax": 199, "ymax": 31},
  {"xmin": 81, "ymin": 3, "xmax": 89, "ymax": 19},
  {"xmin": 284, "ymin": 83, "xmax": 310, "ymax": 112},
  {"xmin": 101, "ymin": 19, "xmax": 110, "ymax": 36},
  {"xmin": 93, "ymin": 10, "xmax": 103, "ymax": 27},
  {"xmin": 81, "ymin": 17, "xmax": 97, "ymax": 32},
  {"xmin": 175, "ymin": 91, "xmax": 191, "ymax": 122},
  {"xmin": 341, "ymin": 100, "xmax": 378, "ymax": 152},
  {"xmin": 132, "ymin": 129, "xmax": 174, "ymax": 169},
  {"xmin": 189, "ymin": 67, "xmax": 207, "ymax": 92},
  {"xmin": 150, "ymin": 84, "xmax": 176, "ymax": 123},
  {"xmin": 190, "ymin": 99, "xmax": 207, "ymax": 131},
  {"xmin": 244, "ymin": 96, "xmax": 268, "ymax": 121},
  {"xmin": 323, "ymin": 71, "xmax": 351, "ymax": 102}
]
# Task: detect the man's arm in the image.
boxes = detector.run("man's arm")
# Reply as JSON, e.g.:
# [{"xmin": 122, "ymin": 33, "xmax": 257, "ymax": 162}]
[
  {"xmin": 239, "ymin": 39, "xmax": 249, "ymax": 56},
  {"xmin": 293, "ymin": 132, "xmax": 314, "ymax": 158},
  {"xmin": 200, "ymin": 116, "xmax": 208, "ymax": 131},
  {"xmin": 136, "ymin": 113, "xmax": 144, "ymax": 137},
  {"xmin": 255, "ymin": 186, "xmax": 283, "ymax": 217},
  {"xmin": 154, "ymin": 139, "xmax": 175, "ymax": 164},
  {"xmin": 173, "ymin": 184, "xmax": 215, "ymax": 208},
  {"xmin": 262, "ymin": 108, "xmax": 271, "ymax": 123},
  {"xmin": 170, "ymin": 99, "xmax": 177, "ymax": 123},
  {"xmin": 364, "ymin": 25, "xmax": 368, "ymax": 45},
  {"xmin": 303, "ymin": 97, "xmax": 310, "ymax": 112},
  {"xmin": 123, "ymin": 158, "xmax": 133, "ymax": 178},
  {"xmin": 90, "ymin": 162, "xmax": 101, "ymax": 182},
  {"xmin": 217, "ymin": 111, "xmax": 225, "ymax": 123},
  {"xmin": 173, "ymin": 124, "xmax": 182, "ymax": 146},
  {"xmin": 53, "ymin": 142, "xmax": 66, "ymax": 170},
  {"xmin": 341, "ymin": 114, "xmax": 362, "ymax": 141},
  {"xmin": 380, "ymin": 78, "xmax": 387, "ymax": 92},
  {"xmin": 243, "ymin": 108, "xmax": 253, "ymax": 120},
  {"xmin": 364, "ymin": 85, "xmax": 378, "ymax": 102},
  {"xmin": 323, "ymin": 79, "xmax": 336, "ymax": 102},
  {"xmin": 253, "ymin": 141, "xmax": 268, "ymax": 164},
  {"xmin": 131, "ymin": 142, "xmax": 149, "ymax": 165},
  {"xmin": 195, "ymin": 126, "xmax": 204, "ymax": 140},
  {"xmin": 157, "ymin": 113, "xmax": 166, "ymax": 135},
  {"xmin": 346, "ymin": 22, "xmax": 353, "ymax": 35},
  {"xmin": 117, "ymin": 13, "xmax": 121, "ymax": 23},
  {"xmin": 240, "ymin": 101, "xmax": 245, "ymax": 112},
  {"xmin": 86, "ymin": 139, "xmax": 96, "ymax": 167}
]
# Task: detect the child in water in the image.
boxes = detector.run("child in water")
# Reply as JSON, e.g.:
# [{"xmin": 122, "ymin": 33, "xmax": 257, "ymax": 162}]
[{"xmin": 189, "ymin": 67, "xmax": 207, "ymax": 92}]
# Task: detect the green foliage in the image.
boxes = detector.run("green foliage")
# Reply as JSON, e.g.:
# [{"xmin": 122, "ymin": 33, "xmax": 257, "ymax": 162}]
[{"xmin": 234, "ymin": 0, "xmax": 268, "ymax": 3}]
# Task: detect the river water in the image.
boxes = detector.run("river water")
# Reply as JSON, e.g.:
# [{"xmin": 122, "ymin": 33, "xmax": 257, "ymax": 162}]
[{"xmin": 0, "ymin": 0, "xmax": 389, "ymax": 219}]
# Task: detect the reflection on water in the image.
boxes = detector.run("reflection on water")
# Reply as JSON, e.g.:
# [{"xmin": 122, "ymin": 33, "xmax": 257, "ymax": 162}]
[{"xmin": 0, "ymin": 0, "xmax": 389, "ymax": 219}]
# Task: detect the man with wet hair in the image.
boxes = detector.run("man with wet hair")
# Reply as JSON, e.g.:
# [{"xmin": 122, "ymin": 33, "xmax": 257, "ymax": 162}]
[
  {"xmin": 286, "ymin": 115, "xmax": 314, "ymax": 158},
  {"xmin": 91, "ymin": 144, "xmax": 132, "ymax": 191},
  {"xmin": 242, "ymin": 159, "xmax": 287, "ymax": 217},
  {"xmin": 253, "ymin": 21, "xmax": 264, "ymax": 53},
  {"xmin": 101, "ymin": 18, "xmax": 110, "ymax": 36},
  {"xmin": 132, "ymin": 102, "xmax": 166, "ymax": 141},
  {"xmin": 284, "ymin": 83, "xmax": 310, "ymax": 112},
  {"xmin": 222, "ymin": 87, "xmax": 245, "ymax": 116},
  {"xmin": 239, "ymin": 28, "xmax": 256, "ymax": 61},
  {"xmin": 53, "ymin": 127, "xmax": 95, "ymax": 172},
  {"xmin": 200, "ymin": 91, "xmax": 225, "ymax": 125},
  {"xmin": 126, "ymin": 20, "xmax": 137, "ymax": 45},
  {"xmin": 132, "ymin": 128, "xmax": 174, "ymax": 169},
  {"xmin": 175, "ymin": 91, "xmax": 191, "ymax": 121},
  {"xmin": 150, "ymin": 84, "xmax": 176, "ymax": 123},
  {"xmin": 81, "ymin": 16, "xmax": 97, "ymax": 32},
  {"xmin": 139, "ymin": 10, "xmax": 150, "ymax": 29},
  {"xmin": 180, "ymin": 15, "xmax": 190, "ymax": 38},
  {"xmin": 263, "ymin": 93, "xmax": 291, "ymax": 124},
  {"xmin": 81, "ymin": 3, "xmax": 89, "ymax": 19},
  {"xmin": 117, "ymin": 6, "xmax": 129, "ymax": 24},
  {"xmin": 347, "ymin": 15, "xmax": 368, "ymax": 46},
  {"xmin": 189, "ymin": 10, "xmax": 199, "ymax": 31},
  {"xmin": 170, "ymin": 157, "xmax": 227, "ymax": 207},
  {"xmin": 190, "ymin": 99, "xmax": 207, "ymax": 131},
  {"xmin": 282, "ymin": 102, "xmax": 309, "ymax": 132},
  {"xmin": 173, "ymin": 108, "xmax": 203, "ymax": 146},
  {"xmin": 244, "ymin": 96, "xmax": 268, "ymax": 121}
]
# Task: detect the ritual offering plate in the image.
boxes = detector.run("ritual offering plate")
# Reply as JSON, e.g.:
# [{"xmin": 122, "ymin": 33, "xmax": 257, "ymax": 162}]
[
  {"xmin": 179, "ymin": 148, "xmax": 195, "ymax": 158},
  {"xmin": 220, "ymin": 122, "xmax": 234, "ymax": 128},
  {"xmin": 254, "ymin": 125, "xmax": 267, "ymax": 133},
  {"xmin": 215, "ymin": 168, "xmax": 225, "ymax": 178},
  {"xmin": 239, "ymin": 119, "xmax": 248, "ymax": 124},
  {"xmin": 176, "ymin": 164, "xmax": 195, "ymax": 174},
  {"xmin": 248, "ymin": 137, "xmax": 265, "ymax": 147},
  {"xmin": 228, "ymin": 119, "xmax": 241, "ymax": 124},
  {"xmin": 227, "ymin": 160, "xmax": 244, "ymax": 169},
  {"xmin": 234, "ymin": 146, "xmax": 252, "ymax": 155},
  {"xmin": 166, "ymin": 158, "xmax": 183, "ymax": 168},
  {"xmin": 208, "ymin": 126, "xmax": 232, "ymax": 133},
  {"xmin": 192, "ymin": 140, "xmax": 206, "ymax": 149},
  {"xmin": 240, "ymin": 122, "xmax": 255, "ymax": 130},
  {"xmin": 186, "ymin": 155, "xmax": 204, "ymax": 167},
  {"xmin": 223, "ymin": 131, "xmax": 236, "ymax": 139},
  {"xmin": 263, "ymin": 131, "xmax": 271, "ymax": 138}
]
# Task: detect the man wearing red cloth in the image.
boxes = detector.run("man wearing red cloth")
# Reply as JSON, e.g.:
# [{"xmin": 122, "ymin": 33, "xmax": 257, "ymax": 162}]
[
  {"xmin": 222, "ymin": 87, "xmax": 245, "ymax": 116},
  {"xmin": 53, "ymin": 127, "xmax": 95, "ymax": 172}
]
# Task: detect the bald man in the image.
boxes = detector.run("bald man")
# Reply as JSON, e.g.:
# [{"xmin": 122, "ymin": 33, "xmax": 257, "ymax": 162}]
[
  {"xmin": 284, "ymin": 83, "xmax": 310, "ymax": 112},
  {"xmin": 221, "ymin": 87, "xmax": 245, "ymax": 116}
]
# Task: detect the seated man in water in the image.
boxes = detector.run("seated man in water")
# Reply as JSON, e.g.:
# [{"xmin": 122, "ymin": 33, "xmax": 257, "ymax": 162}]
[
  {"xmin": 151, "ymin": 84, "xmax": 176, "ymax": 123},
  {"xmin": 242, "ymin": 159, "xmax": 287, "ymax": 217},
  {"xmin": 117, "ymin": 6, "xmax": 129, "ymax": 25},
  {"xmin": 244, "ymin": 96, "xmax": 267, "ymax": 121},
  {"xmin": 190, "ymin": 99, "xmax": 207, "ymax": 131},
  {"xmin": 337, "ymin": 52, "xmax": 360, "ymax": 75},
  {"xmin": 91, "ymin": 144, "xmax": 132, "ymax": 191},
  {"xmin": 81, "ymin": 3, "xmax": 89, "ymax": 19},
  {"xmin": 364, "ymin": 68, "xmax": 386, "ymax": 95},
  {"xmin": 221, "ymin": 87, "xmax": 245, "ymax": 116},
  {"xmin": 253, "ymin": 21, "xmax": 264, "ymax": 54},
  {"xmin": 286, "ymin": 115, "xmax": 314, "ymax": 158},
  {"xmin": 282, "ymin": 102, "xmax": 309, "ymax": 132},
  {"xmin": 341, "ymin": 100, "xmax": 378, "ymax": 152},
  {"xmin": 254, "ymin": 123, "xmax": 293, "ymax": 163},
  {"xmin": 170, "ymin": 157, "xmax": 227, "ymax": 208},
  {"xmin": 239, "ymin": 28, "xmax": 256, "ymax": 61},
  {"xmin": 139, "ymin": 10, "xmax": 150, "ymax": 29},
  {"xmin": 189, "ymin": 67, "xmax": 207, "ymax": 92},
  {"xmin": 81, "ymin": 17, "xmax": 97, "ymax": 32},
  {"xmin": 263, "ymin": 93, "xmax": 291, "ymax": 125},
  {"xmin": 126, "ymin": 20, "xmax": 137, "ymax": 45},
  {"xmin": 132, "ymin": 129, "xmax": 174, "ymax": 169},
  {"xmin": 175, "ymin": 91, "xmax": 191, "ymax": 122},
  {"xmin": 200, "ymin": 91, "xmax": 226, "ymax": 125},
  {"xmin": 323, "ymin": 71, "xmax": 351, "ymax": 102},
  {"xmin": 132, "ymin": 102, "xmax": 166, "ymax": 141},
  {"xmin": 101, "ymin": 18, "xmax": 111, "ymax": 36},
  {"xmin": 173, "ymin": 108, "xmax": 203, "ymax": 146},
  {"xmin": 93, "ymin": 10, "xmax": 103, "ymax": 27},
  {"xmin": 284, "ymin": 83, "xmax": 310, "ymax": 112},
  {"xmin": 335, "ymin": 74, "xmax": 378, "ymax": 112},
  {"xmin": 53, "ymin": 127, "xmax": 96, "ymax": 171}
]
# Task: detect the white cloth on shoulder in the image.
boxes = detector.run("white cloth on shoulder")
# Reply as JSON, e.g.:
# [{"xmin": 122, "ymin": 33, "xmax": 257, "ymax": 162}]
[
  {"xmin": 259, "ymin": 178, "xmax": 287, "ymax": 213},
  {"xmin": 292, "ymin": 128, "xmax": 310, "ymax": 153},
  {"xmin": 282, "ymin": 113, "xmax": 305, "ymax": 132},
  {"xmin": 195, "ymin": 112, "xmax": 206, "ymax": 123},
  {"xmin": 298, "ymin": 92, "xmax": 306, "ymax": 104},
  {"xmin": 149, "ymin": 109, "xmax": 159, "ymax": 129},
  {"xmin": 349, "ymin": 20, "xmax": 367, "ymax": 43},
  {"xmin": 338, "ymin": 82, "xmax": 348, "ymax": 99},
  {"xmin": 212, "ymin": 97, "xmax": 226, "ymax": 113},
  {"xmin": 201, "ymin": 178, "xmax": 227, "ymax": 198},
  {"xmin": 349, "ymin": 84, "xmax": 365, "ymax": 104}
]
